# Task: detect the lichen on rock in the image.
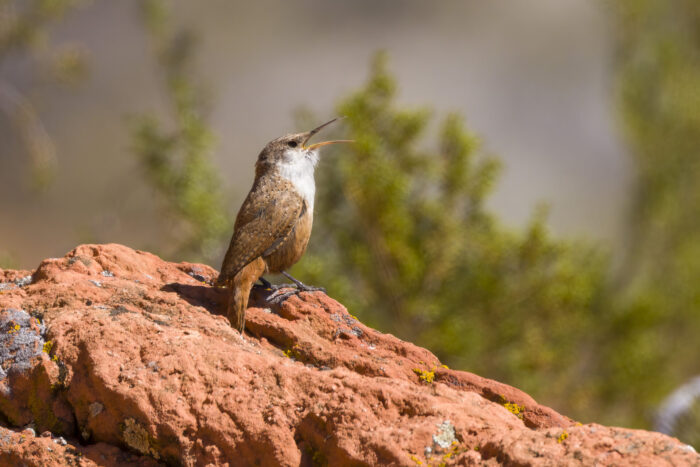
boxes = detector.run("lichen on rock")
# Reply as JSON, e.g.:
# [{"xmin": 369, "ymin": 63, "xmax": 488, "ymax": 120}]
[
  {"xmin": 122, "ymin": 418, "xmax": 159, "ymax": 460},
  {"xmin": 432, "ymin": 420, "xmax": 457, "ymax": 449},
  {"xmin": 0, "ymin": 308, "xmax": 46, "ymax": 383}
]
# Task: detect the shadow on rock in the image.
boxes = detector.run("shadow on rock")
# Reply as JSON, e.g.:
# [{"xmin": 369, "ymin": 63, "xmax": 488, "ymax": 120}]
[
  {"xmin": 162, "ymin": 282, "xmax": 298, "ymax": 320},
  {"xmin": 162, "ymin": 282, "xmax": 227, "ymax": 316}
]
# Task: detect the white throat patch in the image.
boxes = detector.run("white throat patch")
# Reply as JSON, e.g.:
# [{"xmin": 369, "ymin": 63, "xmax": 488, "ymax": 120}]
[{"xmin": 277, "ymin": 148, "xmax": 319, "ymax": 210}]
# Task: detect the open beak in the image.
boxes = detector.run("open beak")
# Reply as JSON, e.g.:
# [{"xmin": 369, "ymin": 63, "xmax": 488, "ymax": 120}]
[{"xmin": 302, "ymin": 117, "xmax": 354, "ymax": 150}]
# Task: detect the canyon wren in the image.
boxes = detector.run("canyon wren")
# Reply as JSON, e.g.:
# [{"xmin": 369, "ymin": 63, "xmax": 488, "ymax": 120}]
[{"xmin": 216, "ymin": 118, "xmax": 351, "ymax": 332}]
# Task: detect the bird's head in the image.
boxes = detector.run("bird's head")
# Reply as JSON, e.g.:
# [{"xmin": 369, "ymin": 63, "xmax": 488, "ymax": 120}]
[{"xmin": 255, "ymin": 117, "xmax": 352, "ymax": 176}]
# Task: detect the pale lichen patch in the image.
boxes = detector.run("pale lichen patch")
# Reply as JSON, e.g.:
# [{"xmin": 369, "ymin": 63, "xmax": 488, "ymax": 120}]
[{"xmin": 433, "ymin": 420, "xmax": 457, "ymax": 449}]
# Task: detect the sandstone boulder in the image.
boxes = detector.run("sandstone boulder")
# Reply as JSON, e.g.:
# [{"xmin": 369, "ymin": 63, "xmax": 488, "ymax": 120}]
[{"xmin": 0, "ymin": 244, "xmax": 697, "ymax": 466}]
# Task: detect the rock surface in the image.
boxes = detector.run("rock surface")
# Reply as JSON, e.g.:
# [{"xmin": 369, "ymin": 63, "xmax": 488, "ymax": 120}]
[{"xmin": 0, "ymin": 243, "xmax": 696, "ymax": 466}]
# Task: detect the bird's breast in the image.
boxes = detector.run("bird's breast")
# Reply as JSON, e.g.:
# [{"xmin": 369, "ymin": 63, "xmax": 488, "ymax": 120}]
[{"xmin": 264, "ymin": 205, "xmax": 313, "ymax": 273}]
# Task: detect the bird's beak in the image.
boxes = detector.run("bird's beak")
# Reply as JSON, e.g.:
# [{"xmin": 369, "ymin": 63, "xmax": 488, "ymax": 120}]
[
  {"xmin": 302, "ymin": 117, "xmax": 354, "ymax": 150},
  {"xmin": 304, "ymin": 139, "xmax": 354, "ymax": 151}
]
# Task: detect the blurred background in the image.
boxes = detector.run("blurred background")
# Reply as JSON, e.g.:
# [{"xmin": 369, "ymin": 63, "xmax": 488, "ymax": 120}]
[{"xmin": 1, "ymin": 0, "xmax": 699, "ymax": 448}]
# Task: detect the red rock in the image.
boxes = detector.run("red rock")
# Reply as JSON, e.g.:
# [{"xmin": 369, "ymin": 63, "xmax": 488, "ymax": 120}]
[{"xmin": 0, "ymin": 243, "xmax": 696, "ymax": 466}]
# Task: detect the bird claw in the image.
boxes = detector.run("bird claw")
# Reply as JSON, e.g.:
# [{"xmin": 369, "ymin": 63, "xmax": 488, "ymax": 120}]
[
  {"xmin": 267, "ymin": 289, "xmax": 298, "ymax": 304},
  {"xmin": 265, "ymin": 283, "xmax": 326, "ymax": 305},
  {"xmin": 281, "ymin": 271, "xmax": 326, "ymax": 294},
  {"xmin": 257, "ymin": 282, "xmax": 294, "ymax": 291},
  {"xmin": 296, "ymin": 284, "xmax": 326, "ymax": 294},
  {"xmin": 255, "ymin": 272, "xmax": 326, "ymax": 306}
]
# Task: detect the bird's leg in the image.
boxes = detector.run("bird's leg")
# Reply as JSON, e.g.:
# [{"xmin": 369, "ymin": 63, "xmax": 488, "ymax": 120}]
[
  {"xmin": 259, "ymin": 273, "xmax": 296, "ymax": 301},
  {"xmin": 256, "ymin": 276, "xmax": 296, "ymax": 291},
  {"xmin": 281, "ymin": 271, "xmax": 326, "ymax": 293}
]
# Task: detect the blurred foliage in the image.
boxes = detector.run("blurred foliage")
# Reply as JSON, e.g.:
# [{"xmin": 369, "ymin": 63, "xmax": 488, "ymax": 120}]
[
  {"xmin": 130, "ymin": 0, "xmax": 229, "ymax": 264},
  {"xmin": 293, "ymin": 53, "xmax": 608, "ymax": 412},
  {"xmin": 0, "ymin": 0, "xmax": 89, "ymax": 189},
  {"xmin": 595, "ymin": 0, "xmax": 700, "ymax": 433}
]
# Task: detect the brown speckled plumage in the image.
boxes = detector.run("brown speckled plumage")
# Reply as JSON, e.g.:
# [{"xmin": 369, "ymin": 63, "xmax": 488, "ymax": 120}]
[{"xmin": 218, "ymin": 175, "xmax": 307, "ymax": 283}]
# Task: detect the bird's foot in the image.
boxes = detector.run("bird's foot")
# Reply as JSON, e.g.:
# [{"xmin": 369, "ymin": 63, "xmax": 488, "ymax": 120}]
[
  {"xmin": 266, "ymin": 289, "xmax": 297, "ymax": 305},
  {"xmin": 255, "ymin": 279, "xmax": 304, "ymax": 293},
  {"xmin": 264, "ymin": 272, "xmax": 326, "ymax": 305}
]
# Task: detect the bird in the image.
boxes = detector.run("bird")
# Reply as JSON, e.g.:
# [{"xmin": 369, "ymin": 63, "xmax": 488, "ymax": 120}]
[{"xmin": 216, "ymin": 117, "xmax": 351, "ymax": 332}]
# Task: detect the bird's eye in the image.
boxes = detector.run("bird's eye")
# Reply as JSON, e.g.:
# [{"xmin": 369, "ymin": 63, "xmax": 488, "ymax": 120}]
[{"xmin": 287, "ymin": 141, "xmax": 298, "ymax": 148}]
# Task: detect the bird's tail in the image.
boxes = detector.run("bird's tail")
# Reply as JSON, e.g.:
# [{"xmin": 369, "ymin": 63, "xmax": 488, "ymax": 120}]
[{"xmin": 226, "ymin": 258, "xmax": 266, "ymax": 333}]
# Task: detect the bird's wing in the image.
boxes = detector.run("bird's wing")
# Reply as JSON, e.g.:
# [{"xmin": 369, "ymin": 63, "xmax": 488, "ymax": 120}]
[{"xmin": 218, "ymin": 178, "xmax": 304, "ymax": 285}]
